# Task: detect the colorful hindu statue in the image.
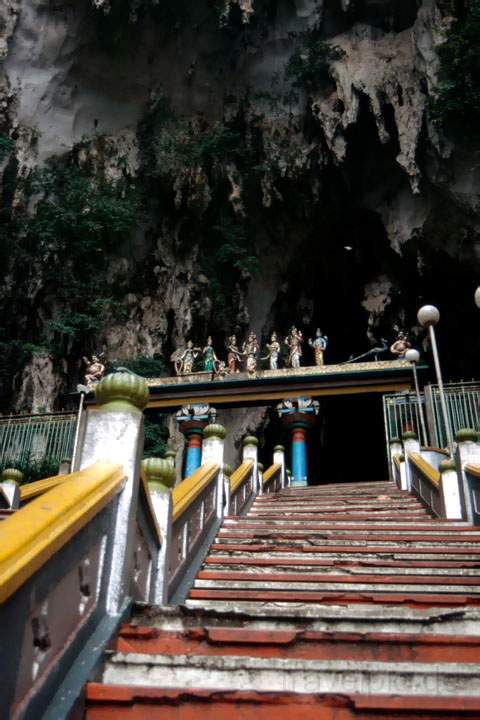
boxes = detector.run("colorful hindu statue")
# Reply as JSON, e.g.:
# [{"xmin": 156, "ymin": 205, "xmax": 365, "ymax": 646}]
[
  {"xmin": 285, "ymin": 326, "xmax": 303, "ymax": 369},
  {"xmin": 227, "ymin": 334, "xmax": 243, "ymax": 373},
  {"xmin": 263, "ymin": 331, "xmax": 281, "ymax": 370},
  {"xmin": 308, "ymin": 328, "xmax": 328, "ymax": 366},
  {"xmin": 390, "ymin": 331, "xmax": 411, "ymax": 359},
  {"xmin": 243, "ymin": 331, "xmax": 260, "ymax": 373},
  {"xmin": 170, "ymin": 340, "xmax": 201, "ymax": 375},
  {"xmin": 82, "ymin": 354, "xmax": 106, "ymax": 388},
  {"xmin": 202, "ymin": 336, "xmax": 219, "ymax": 373}
]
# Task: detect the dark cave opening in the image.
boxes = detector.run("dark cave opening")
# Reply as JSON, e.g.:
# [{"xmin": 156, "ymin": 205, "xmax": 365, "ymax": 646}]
[{"xmin": 261, "ymin": 392, "xmax": 388, "ymax": 485}]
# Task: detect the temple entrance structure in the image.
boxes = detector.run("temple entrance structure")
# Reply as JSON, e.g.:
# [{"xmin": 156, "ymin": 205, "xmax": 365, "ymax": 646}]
[{"xmin": 138, "ymin": 359, "xmax": 416, "ymax": 486}]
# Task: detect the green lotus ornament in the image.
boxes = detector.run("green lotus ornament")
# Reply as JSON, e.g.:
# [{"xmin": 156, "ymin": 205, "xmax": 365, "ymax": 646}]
[
  {"xmin": 142, "ymin": 457, "xmax": 176, "ymax": 493},
  {"xmin": 95, "ymin": 372, "xmax": 149, "ymax": 413}
]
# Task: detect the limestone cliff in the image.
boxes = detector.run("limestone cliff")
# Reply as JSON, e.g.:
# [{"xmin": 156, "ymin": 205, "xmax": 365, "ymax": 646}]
[{"xmin": 0, "ymin": 0, "xmax": 479, "ymax": 413}]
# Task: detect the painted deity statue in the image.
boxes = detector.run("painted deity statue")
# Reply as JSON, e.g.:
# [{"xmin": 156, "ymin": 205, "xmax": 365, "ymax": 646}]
[
  {"xmin": 227, "ymin": 334, "xmax": 243, "ymax": 373},
  {"xmin": 203, "ymin": 336, "xmax": 220, "ymax": 373},
  {"xmin": 263, "ymin": 331, "xmax": 281, "ymax": 370},
  {"xmin": 308, "ymin": 328, "xmax": 328, "ymax": 367},
  {"xmin": 82, "ymin": 354, "xmax": 105, "ymax": 388},
  {"xmin": 285, "ymin": 326, "xmax": 303, "ymax": 369},
  {"xmin": 390, "ymin": 332, "xmax": 411, "ymax": 359},
  {"xmin": 170, "ymin": 340, "xmax": 201, "ymax": 375},
  {"xmin": 243, "ymin": 331, "xmax": 260, "ymax": 374}
]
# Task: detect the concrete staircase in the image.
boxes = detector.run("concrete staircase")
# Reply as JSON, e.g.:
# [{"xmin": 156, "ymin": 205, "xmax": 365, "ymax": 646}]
[{"xmin": 86, "ymin": 481, "xmax": 480, "ymax": 718}]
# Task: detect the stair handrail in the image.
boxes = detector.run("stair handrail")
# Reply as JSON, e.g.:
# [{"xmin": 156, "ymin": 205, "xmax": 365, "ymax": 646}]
[
  {"xmin": 0, "ymin": 462, "xmax": 126, "ymax": 604},
  {"xmin": 172, "ymin": 462, "xmax": 219, "ymax": 522},
  {"xmin": 262, "ymin": 463, "xmax": 282, "ymax": 494},
  {"xmin": 228, "ymin": 459, "xmax": 255, "ymax": 515},
  {"xmin": 409, "ymin": 452, "xmax": 441, "ymax": 489},
  {"xmin": 19, "ymin": 472, "xmax": 71, "ymax": 502}
]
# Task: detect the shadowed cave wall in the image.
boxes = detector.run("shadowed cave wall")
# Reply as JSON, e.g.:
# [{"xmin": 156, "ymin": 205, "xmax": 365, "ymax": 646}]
[{"xmin": 0, "ymin": 0, "xmax": 478, "ymax": 475}]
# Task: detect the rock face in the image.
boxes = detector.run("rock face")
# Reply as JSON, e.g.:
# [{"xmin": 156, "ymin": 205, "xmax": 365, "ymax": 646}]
[{"xmin": 0, "ymin": 0, "xmax": 479, "ymax": 412}]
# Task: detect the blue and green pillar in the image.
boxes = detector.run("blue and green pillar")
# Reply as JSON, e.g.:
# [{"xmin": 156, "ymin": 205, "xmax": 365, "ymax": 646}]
[
  {"xmin": 278, "ymin": 397, "xmax": 319, "ymax": 487},
  {"xmin": 177, "ymin": 419, "xmax": 208, "ymax": 478},
  {"xmin": 291, "ymin": 421, "xmax": 309, "ymax": 486}
]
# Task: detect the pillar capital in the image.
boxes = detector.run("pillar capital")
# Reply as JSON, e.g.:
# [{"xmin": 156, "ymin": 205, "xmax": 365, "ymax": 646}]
[
  {"xmin": 142, "ymin": 457, "xmax": 176, "ymax": 493},
  {"xmin": 95, "ymin": 371, "xmax": 149, "ymax": 414}
]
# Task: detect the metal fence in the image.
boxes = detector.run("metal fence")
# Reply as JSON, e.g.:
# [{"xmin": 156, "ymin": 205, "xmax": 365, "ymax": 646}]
[
  {"xmin": 384, "ymin": 382, "xmax": 480, "ymax": 449},
  {"xmin": 0, "ymin": 412, "xmax": 77, "ymax": 467}
]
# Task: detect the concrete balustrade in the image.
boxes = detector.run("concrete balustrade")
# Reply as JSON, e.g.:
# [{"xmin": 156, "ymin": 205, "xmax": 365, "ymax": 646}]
[{"xmin": 456, "ymin": 429, "xmax": 480, "ymax": 523}]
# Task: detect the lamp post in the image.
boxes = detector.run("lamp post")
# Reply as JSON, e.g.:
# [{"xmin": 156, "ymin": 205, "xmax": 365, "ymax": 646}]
[
  {"xmin": 475, "ymin": 286, "xmax": 480, "ymax": 309},
  {"xmin": 405, "ymin": 348, "xmax": 428, "ymax": 447},
  {"xmin": 417, "ymin": 305, "xmax": 454, "ymax": 455}
]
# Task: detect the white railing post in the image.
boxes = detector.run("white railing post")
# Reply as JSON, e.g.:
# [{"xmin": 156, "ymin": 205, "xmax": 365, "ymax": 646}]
[
  {"xmin": 439, "ymin": 458, "xmax": 463, "ymax": 520},
  {"xmin": 223, "ymin": 464, "xmax": 232, "ymax": 516},
  {"xmin": 403, "ymin": 431, "xmax": 420, "ymax": 492},
  {"xmin": 202, "ymin": 423, "xmax": 227, "ymax": 520},
  {"xmin": 142, "ymin": 458, "xmax": 176, "ymax": 605},
  {"xmin": 273, "ymin": 444, "xmax": 286, "ymax": 488},
  {"xmin": 456, "ymin": 429, "xmax": 480, "ymax": 523},
  {"xmin": 389, "ymin": 438, "xmax": 402, "ymax": 486},
  {"xmin": 78, "ymin": 372, "xmax": 149, "ymax": 614},
  {"xmin": 257, "ymin": 463, "xmax": 264, "ymax": 495},
  {"xmin": 0, "ymin": 468, "xmax": 22, "ymax": 509},
  {"xmin": 242, "ymin": 435, "xmax": 259, "ymax": 492}
]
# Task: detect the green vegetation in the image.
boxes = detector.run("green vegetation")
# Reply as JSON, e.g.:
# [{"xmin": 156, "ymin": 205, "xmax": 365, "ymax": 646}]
[
  {"xmin": 143, "ymin": 414, "xmax": 169, "ymax": 458},
  {"xmin": 430, "ymin": 2, "xmax": 480, "ymax": 133},
  {"xmin": 204, "ymin": 212, "xmax": 259, "ymax": 316},
  {"xmin": 286, "ymin": 32, "xmax": 345, "ymax": 90},
  {"xmin": 139, "ymin": 96, "xmax": 260, "ymax": 321},
  {"xmin": 1, "ymin": 156, "xmax": 139, "ymax": 361},
  {"xmin": 112, "ymin": 355, "xmax": 168, "ymax": 377},
  {"xmin": 0, "ymin": 456, "xmax": 60, "ymax": 485}
]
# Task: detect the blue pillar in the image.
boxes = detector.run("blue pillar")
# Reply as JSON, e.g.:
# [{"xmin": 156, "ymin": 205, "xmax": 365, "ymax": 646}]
[
  {"xmin": 179, "ymin": 421, "xmax": 206, "ymax": 478},
  {"xmin": 291, "ymin": 423, "xmax": 308, "ymax": 486}
]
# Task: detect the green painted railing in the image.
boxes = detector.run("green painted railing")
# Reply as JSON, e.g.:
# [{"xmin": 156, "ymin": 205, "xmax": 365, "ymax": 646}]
[
  {"xmin": 0, "ymin": 412, "xmax": 76, "ymax": 467},
  {"xmin": 384, "ymin": 382, "xmax": 480, "ymax": 449}
]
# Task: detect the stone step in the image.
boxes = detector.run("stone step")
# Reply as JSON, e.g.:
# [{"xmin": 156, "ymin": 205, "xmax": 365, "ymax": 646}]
[
  {"xmin": 213, "ymin": 536, "xmax": 480, "ymax": 548},
  {"xmin": 130, "ymin": 602, "xmax": 480, "ymax": 636},
  {"xmin": 218, "ymin": 528, "xmax": 480, "ymax": 538},
  {"xmin": 250, "ymin": 501, "xmax": 424, "ymax": 510},
  {"xmin": 85, "ymin": 684, "xmax": 480, "ymax": 719},
  {"xmin": 204, "ymin": 558, "xmax": 480, "ymax": 575},
  {"xmin": 225, "ymin": 519, "xmax": 470, "ymax": 529},
  {"xmin": 197, "ymin": 569, "xmax": 480, "ymax": 585},
  {"xmin": 210, "ymin": 543, "xmax": 480, "ymax": 557},
  {"xmin": 244, "ymin": 512, "xmax": 430, "ymax": 521},
  {"xmin": 193, "ymin": 577, "xmax": 480, "ymax": 594},
  {"xmin": 188, "ymin": 587, "xmax": 480, "ymax": 606},
  {"xmin": 98, "ymin": 651, "xmax": 480, "ymax": 696},
  {"xmin": 114, "ymin": 625, "xmax": 480, "ymax": 663}
]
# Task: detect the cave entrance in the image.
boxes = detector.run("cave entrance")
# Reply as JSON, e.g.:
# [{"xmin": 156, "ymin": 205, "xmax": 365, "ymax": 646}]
[{"xmin": 261, "ymin": 392, "xmax": 388, "ymax": 485}]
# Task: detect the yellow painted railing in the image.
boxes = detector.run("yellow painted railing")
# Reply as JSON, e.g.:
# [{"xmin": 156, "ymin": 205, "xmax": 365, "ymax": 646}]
[
  {"xmin": 230, "ymin": 460, "xmax": 254, "ymax": 494},
  {"xmin": 466, "ymin": 464, "xmax": 480, "ymax": 479},
  {"xmin": 393, "ymin": 455, "xmax": 402, "ymax": 470},
  {"xmin": 262, "ymin": 463, "xmax": 281, "ymax": 487},
  {"xmin": 409, "ymin": 452, "xmax": 441, "ymax": 489},
  {"xmin": 172, "ymin": 462, "xmax": 219, "ymax": 523},
  {"xmin": 0, "ymin": 462, "xmax": 126, "ymax": 604},
  {"xmin": 421, "ymin": 447, "xmax": 450, "ymax": 456},
  {"xmin": 20, "ymin": 473, "xmax": 69, "ymax": 502}
]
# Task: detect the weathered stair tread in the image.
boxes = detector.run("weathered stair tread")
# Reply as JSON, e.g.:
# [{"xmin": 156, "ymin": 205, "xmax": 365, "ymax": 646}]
[
  {"xmin": 85, "ymin": 684, "xmax": 480, "ymax": 719},
  {"xmin": 86, "ymin": 479, "xmax": 480, "ymax": 718},
  {"xmin": 100, "ymin": 651, "xmax": 480, "ymax": 696},
  {"xmin": 115, "ymin": 625, "xmax": 480, "ymax": 663}
]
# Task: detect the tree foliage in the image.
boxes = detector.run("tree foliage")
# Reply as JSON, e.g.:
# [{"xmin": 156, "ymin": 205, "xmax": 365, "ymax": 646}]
[
  {"xmin": 286, "ymin": 32, "xmax": 345, "ymax": 90},
  {"xmin": 430, "ymin": 1, "xmax": 480, "ymax": 133}
]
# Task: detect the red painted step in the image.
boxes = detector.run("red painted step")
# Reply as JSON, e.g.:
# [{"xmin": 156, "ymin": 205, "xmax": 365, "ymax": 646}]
[
  {"xmin": 85, "ymin": 685, "xmax": 480, "ymax": 719},
  {"xmin": 115, "ymin": 625, "xmax": 480, "ymax": 664}
]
